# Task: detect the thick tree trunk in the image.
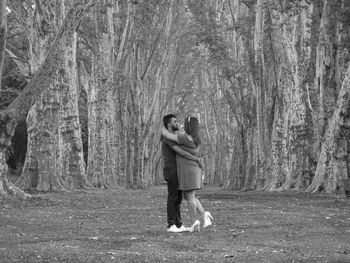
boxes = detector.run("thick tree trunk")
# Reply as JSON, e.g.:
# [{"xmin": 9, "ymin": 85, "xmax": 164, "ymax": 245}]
[
  {"xmin": 16, "ymin": 83, "xmax": 66, "ymax": 191},
  {"xmin": 313, "ymin": 0, "xmax": 342, "ymax": 147},
  {"xmin": 278, "ymin": 13, "xmax": 308, "ymax": 191},
  {"xmin": 307, "ymin": 0, "xmax": 343, "ymax": 193},
  {"xmin": 0, "ymin": 0, "xmax": 94, "ymax": 197},
  {"xmin": 16, "ymin": 0, "xmax": 65, "ymax": 191},
  {"xmin": 16, "ymin": 1, "xmax": 89, "ymax": 191},
  {"xmin": 308, "ymin": 63, "xmax": 350, "ymax": 193},
  {"xmin": 87, "ymin": 0, "xmax": 116, "ymax": 188},
  {"xmin": 299, "ymin": 0, "xmax": 323, "ymax": 190},
  {"xmin": 58, "ymin": 32, "xmax": 88, "ymax": 189}
]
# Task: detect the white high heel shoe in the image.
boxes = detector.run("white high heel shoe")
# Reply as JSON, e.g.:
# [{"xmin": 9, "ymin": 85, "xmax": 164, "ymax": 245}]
[
  {"xmin": 188, "ymin": 220, "xmax": 200, "ymax": 232},
  {"xmin": 203, "ymin": 211, "xmax": 213, "ymax": 229}
]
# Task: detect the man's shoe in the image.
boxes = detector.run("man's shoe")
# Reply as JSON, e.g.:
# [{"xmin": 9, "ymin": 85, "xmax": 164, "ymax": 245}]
[
  {"xmin": 178, "ymin": 225, "xmax": 189, "ymax": 232},
  {"xmin": 167, "ymin": 225, "xmax": 183, "ymax": 233}
]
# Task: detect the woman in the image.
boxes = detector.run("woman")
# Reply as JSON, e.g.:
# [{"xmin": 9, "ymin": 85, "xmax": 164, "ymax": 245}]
[{"xmin": 162, "ymin": 116, "xmax": 213, "ymax": 232}]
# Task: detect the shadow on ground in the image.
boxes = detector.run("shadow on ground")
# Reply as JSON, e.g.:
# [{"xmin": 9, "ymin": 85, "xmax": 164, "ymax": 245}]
[{"xmin": 0, "ymin": 186, "xmax": 350, "ymax": 263}]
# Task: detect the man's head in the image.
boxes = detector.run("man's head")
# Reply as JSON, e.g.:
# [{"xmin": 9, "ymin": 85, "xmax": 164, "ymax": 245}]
[{"xmin": 163, "ymin": 114, "xmax": 179, "ymax": 132}]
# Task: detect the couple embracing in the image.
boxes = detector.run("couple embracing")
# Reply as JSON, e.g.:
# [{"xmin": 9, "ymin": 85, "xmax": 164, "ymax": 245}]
[{"xmin": 161, "ymin": 114, "xmax": 213, "ymax": 233}]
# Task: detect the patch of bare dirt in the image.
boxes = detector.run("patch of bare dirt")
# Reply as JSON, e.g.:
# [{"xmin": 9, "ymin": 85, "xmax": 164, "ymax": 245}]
[{"xmin": 0, "ymin": 187, "xmax": 350, "ymax": 262}]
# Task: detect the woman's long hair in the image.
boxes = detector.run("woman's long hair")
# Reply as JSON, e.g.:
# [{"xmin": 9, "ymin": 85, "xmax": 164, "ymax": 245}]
[{"xmin": 184, "ymin": 116, "xmax": 201, "ymax": 146}]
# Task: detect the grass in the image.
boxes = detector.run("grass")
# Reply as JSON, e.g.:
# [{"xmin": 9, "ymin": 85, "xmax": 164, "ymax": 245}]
[{"xmin": 0, "ymin": 186, "xmax": 350, "ymax": 262}]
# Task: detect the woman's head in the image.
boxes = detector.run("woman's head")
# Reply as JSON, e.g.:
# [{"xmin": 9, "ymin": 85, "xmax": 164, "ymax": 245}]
[{"xmin": 184, "ymin": 116, "xmax": 201, "ymax": 146}]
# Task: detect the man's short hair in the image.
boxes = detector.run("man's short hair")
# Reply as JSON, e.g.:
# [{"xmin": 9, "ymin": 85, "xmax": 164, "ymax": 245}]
[{"xmin": 163, "ymin": 114, "xmax": 176, "ymax": 128}]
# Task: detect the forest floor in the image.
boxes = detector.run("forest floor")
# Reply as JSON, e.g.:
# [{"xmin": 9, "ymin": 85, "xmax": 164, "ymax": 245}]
[{"xmin": 0, "ymin": 186, "xmax": 350, "ymax": 263}]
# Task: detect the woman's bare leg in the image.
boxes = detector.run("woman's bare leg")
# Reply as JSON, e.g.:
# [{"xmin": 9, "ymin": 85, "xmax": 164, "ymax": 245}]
[
  {"xmin": 184, "ymin": 190, "xmax": 197, "ymax": 223},
  {"xmin": 194, "ymin": 192, "xmax": 205, "ymax": 221}
]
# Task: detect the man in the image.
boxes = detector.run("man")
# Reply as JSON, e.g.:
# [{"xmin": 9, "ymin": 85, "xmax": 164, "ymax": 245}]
[{"xmin": 161, "ymin": 114, "xmax": 202, "ymax": 233}]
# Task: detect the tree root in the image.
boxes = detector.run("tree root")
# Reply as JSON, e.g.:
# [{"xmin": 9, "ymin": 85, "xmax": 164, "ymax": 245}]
[{"xmin": 0, "ymin": 177, "xmax": 31, "ymax": 199}]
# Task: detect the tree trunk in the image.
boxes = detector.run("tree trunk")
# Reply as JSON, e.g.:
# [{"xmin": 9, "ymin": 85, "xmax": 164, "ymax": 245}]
[
  {"xmin": 242, "ymin": 127, "xmax": 256, "ymax": 191},
  {"xmin": 251, "ymin": 0, "xmax": 266, "ymax": 190},
  {"xmin": 308, "ymin": 63, "xmax": 350, "ymax": 193},
  {"xmin": 16, "ymin": 0, "xmax": 65, "ymax": 191},
  {"xmin": 299, "ymin": 0, "xmax": 324, "ymax": 190},
  {"xmin": 268, "ymin": 99, "xmax": 285, "ymax": 190},
  {"xmin": 278, "ymin": 12, "xmax": 308, "ymax": 191},
  {"xmin": 87, "ymin": 0, "xmax": 116, "ymax": 188},
  {"xmin": 0, "ymin": 0, "xmax": 94, "ymax": 197},
  {"xmin": 16, "ymin": 0, "xmax": 89, "ymax": 191},
  {"xmin": 0, "ymin": 0, "xmax": 6, "ymax": 95},
  {"xmin": 313, "ymin": 0, "xmax": 342, "ymax": 148},
  {"xmin": 307, "ymin": 0, "xmax": 343, "ymax": 193},
  {"xmin": 58, "ymin": 31, "xmax": 88, "ymax": 189},
  {"xmin": 128, "ymin": 46, "xmax": 142, "ymax": 187}
]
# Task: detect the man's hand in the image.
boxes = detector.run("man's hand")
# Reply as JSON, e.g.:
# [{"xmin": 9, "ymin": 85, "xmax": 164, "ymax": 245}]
[{"xmin": 198, "ymin": 158, "xmax": 204, "ymax": 169}]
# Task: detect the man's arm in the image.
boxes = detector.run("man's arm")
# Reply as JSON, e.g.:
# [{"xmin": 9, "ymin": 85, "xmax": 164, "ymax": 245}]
[
  {"xmin": 171, "ymin": 145, "xmax": 203, "ymax": 168},
  {"xmin": 181, "ymin": 145, "xmax": 199, "ymax": 156}
]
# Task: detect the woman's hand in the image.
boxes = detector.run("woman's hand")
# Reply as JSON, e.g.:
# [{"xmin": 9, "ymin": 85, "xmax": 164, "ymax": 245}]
[
  {"xmin": 161, "ymin": 127, "xmax": 168, "ymax": 136},
  {"xmin": 161, "ymin": 127, "xmax": 180, "ymax": 143}
]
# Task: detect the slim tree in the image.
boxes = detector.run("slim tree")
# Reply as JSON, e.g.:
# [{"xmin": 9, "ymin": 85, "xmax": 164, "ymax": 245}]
[{"xmin": 0, "ymin": 0, "xmax": 6, "ymax": 95}]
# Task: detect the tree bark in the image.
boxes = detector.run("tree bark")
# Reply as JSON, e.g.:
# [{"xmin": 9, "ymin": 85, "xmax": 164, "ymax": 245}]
[
  {"xmin": 0, "ymin": 0, "xmax": 6, "ymax": 95},
  {"xmin": 268, "ymin": 99, "xmax": 286, "ymax": 191},
  {"xmin": 278, "ymin": 12, "xmax": 308, "ymax": 191},
  {"xmin": 0, "ymin": 0, "xmax": 94, "ymax": 197},
  {"xmin": 250, "ymin": 0, "xmax": 265, "ymax": 190},
  {"xmin": 16, "ymin": 0, "xmax": 89, "ymax": 191},
  {"xmin": 87, "ymin": 0, "xmax": 116, "ymax": 188},
  {"xmin": 58, "ymin": 31, "xmax": 89, "ymax": 189},
  {"xmin": 313, "ymin": 0, "xmax": 342, "ymax": 146},
  {"xmin": 16, "ymin": 0, "xmax": 66, "ymax": 191},
  {"xmin": 308, "ymin": 63, "xmax": 350, "ymax": 193},
  {"xmin": 307, "ymin": 0, "xmax": 344, "ymax": 193}
]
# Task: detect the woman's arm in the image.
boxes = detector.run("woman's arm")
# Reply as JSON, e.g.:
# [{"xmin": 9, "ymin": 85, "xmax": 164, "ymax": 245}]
[
  {"xmin": 162, "ymin": 127, "xmax": 202, "ymax": 166},
  {"xmin": 161, "ymin": 127, "xmax": 180, "ymax": 144},
  {"xmin": 171, "ymin": 145, "xmax": 203, "ymax": 168},
  {"xmin": 162, "ymin": 127, "xmax": 199, "ymax": 155}
]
